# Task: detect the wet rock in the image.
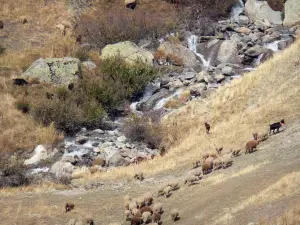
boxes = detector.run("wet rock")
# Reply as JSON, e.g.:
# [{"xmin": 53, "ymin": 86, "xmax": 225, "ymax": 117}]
[
  {"xmin": 214, "ymin": 74, "xmax": 226, "ymax": 82},
  {"xmin": 91, "ymin": 129, "xmax": 105, "ymax": 135},
  {"xmin": 76, "ymin": 136, "xmax": 89, "ymax": 145},
  {"xmin": 217, "ymin": 40, "xmax": 240, "ymax": 64},
  {"xmin": 139, "ymin": 88, "xmax": 169, "ymax": 112},
  {"xmin": 203, "ymin": 74, "xmax": 215, "ymax": 84},
  {"xmin": 238, "ymin": 15, "xmax": 250, "ymax": 26},
  {"xmin": 222, "ymin": 66, "xmax": 233, "ymax": 75}
]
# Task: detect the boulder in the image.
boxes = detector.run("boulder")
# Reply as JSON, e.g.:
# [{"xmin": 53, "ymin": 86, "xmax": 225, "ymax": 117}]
[
  {"xmin": 138, "ymin": 88, "xmax": 170, "ymax": 111},
  {"xmin": 238, "ymin": 15, "xmax": 250, "ymax": 26},
  {"xmin": 278, "ymin": 38, "xmax": 294, "ymax": 50},
  {"xmin": 283, "ymin": 0, "xmax": 300, "ymax": 26},
  {"xmin": 217, "ymin": 40, "xmax": 240, "ymax": 64},
  {"xmin": 245, "ymin": 46, "xmax": 269, "ymax": 57},
  {"xmin": 157, "ymin": 42, "xmax": 198, "ymax": 67},
  {"xmin": 203, "ymin": 74, "xmax": 215, "ymax": 84},
  {"xmin": 214, "ymin": 74, "xmax": 226, "ymax": 82},
  {"xmin": 101, "ymin": 41, "xmax": 153, "ymax": 65},
  {"xmin": 108, "ymin": 152, "xmax": 126, "ymax": 167},
  {"xmin": 50, "ymin": 161, "xmax": 75, "ymax": 176},
  {"xmin": 245, "ymin": 0, "xmax": 283, "ymax": 25},
  {"xmin": 75, "ymin": 136, "xmax": 89, "ymax": 145},
  {"xmin": 22, "ymin": 57, "xmax": 81, "ymax": 85},
  {"xmin": 188, "ymin": 83, "xmax": 207, "ymax": 97},
  {"xmin": 24, "ymin": 145, "xmax": 49, "ymax": 166},
  {"xmin": 235, "ymin": 27, "xmax": 251, "ymax": 34},
  {"xmin": 221, "ymin": 66, "xmax": 233, "ymax": 76}
]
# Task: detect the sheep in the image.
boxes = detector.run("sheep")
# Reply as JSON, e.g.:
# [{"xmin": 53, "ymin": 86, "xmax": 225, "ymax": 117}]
[
  {"xmin": 202, "ymin": 161, "xmax": 213, "ymax": 175},
  {"xmin": 143, "ymin": 192, "xmax": 153, "ymax": 206},
  {"xmin": 142, "ymin": 211, "xmax": 152, "ymax": 223},
  {"xmin": 140, "ymin": 206, "xmax": 153, "ymax": 214},
  {"xmin": 231, "ymin": 149, "xmax": 241, "ymax": 157},
  {"xmin": 19, "ymin": 17, "xmax": 28, "ymax": 24},
  {"xmin": 190, "ymin": 168, "xmax": 202, "ymax": 178},
  {"xmin": 252, "ymin": 132, "xmax": 258, "ymax": 140},
  {"xmin": 170, "ymin": 208, "xmax": 180, "ymax": 221},
  {"xmin": 215, "ymin": 146, "xmax": 223, "ymax": 155},
  {"xmin": 131, "ymin": 216, "xmax": 143, "ymax": 225},
  {"xmin": 213, "ymin": 158, "xmax": 222, "ymax": 170},
  {"xmin": 68, "ymin": 218, "xmax": 76, "ymax": 225},
  {"xmin": 65, "ymin": 203, "xmax": 75, "ymax": 213},
  {"xmin": 157, "ymin": 185, "xmax": 165, "ymax": 196},
  {"xmin": 205, "ymin": 156, "xmax": 215, "ymax": 163},
  {"xmin": 258, "ymin": 132, "xmax": 269, "ymax": 142},
  {"xmin": 124, "ymin": 200, "xmax": 130, "ymax": 210},
  {"xmin": 137, "ymin": 196, "xmax": 145, "ymax": 208},
  {"xmin": 184, "ymin": 175, "xmax": 199, "ymax": 186},
  {"xmin": 153, "ymin": 203, "xmax": 163, "ymax": 214},
  {"xmin": 129, "ymin": 201, "xmax": 138, "ymax": 212},
  {"xmin": 125, "ymin": 210, "xmax": 131, "ymax": 220},
  {"xmin": 61, "ymin": 20, "xmax": 73, "ymax": 29},
  {"xmin": 192, "ymin": 159, "xmax": 201, "ymax": 168},
  {"xmin": 134, "ymin": 172, "xmax": 144, "ymax": 181},
  {"xmin": 202, "ymin": 153, "xmax": 209, "ymax": 161},
  {"xmin": 132, "ymin": 208, "xmax": 141, "ymax": 216},
  {"xmin": 204, "ymin": 122, "xmax": 210, "ymax": 134},
  {"xmin": 220, "ymin": 154, "xmax": 233, "ymax": 169},
  {"xmin": 85, "ymin": 218, "xmax": 94, "ymax": 225},
  {"xmin": 152, "ymin": 212, "xmax": 161, "ymax": 223},
  {"xmin": 124, "ymin": 195, "xmax": 131, "ymax": 202},
  {"xmin": 55, "ymin": 24, "xmax": 66, "ymax": 36},
  {"xmin": 167, "ymin": 181, "xmax": 179, "ymax": 190},
  {"xmin": 209, "ymin": 153, "xmax": 218, "ymax": 159},
  {"xmin": 269, "ymin": 119, "xmax": 285, "ymax": 135},
  {"xmin": 245, "ymin": 140, "xmax": 259, "ymax": 154},
  {"xmin": 0, "ymin": 21, "xmax": 3, "ymax": 29},
  {"xmin": 163, "ymin": 185, "xmax": 172, "ymax": 198}
]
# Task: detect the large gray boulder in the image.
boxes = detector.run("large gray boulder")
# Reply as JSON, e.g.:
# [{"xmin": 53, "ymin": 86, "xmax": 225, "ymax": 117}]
[
  {"xmin": 157, "ymin": 41, "xmax": 198, "ymax": 67},
  {"xmin": 22, "ymin": 57, "xmax": 81, "ymax": 85},
  {"xmin": 101, "ymin": 41, "xmax": 154, "ymax": 65},
  {"xmin": 245, "ymin": 0, "xmax": 283, "ymax": 25},
  {"xmin": 283, "ymin": 0, "xmax": 300, "ymax": 26},
  {"xmin": 217, "ymin": 40, "xmax": 240, "ymax": 64}
]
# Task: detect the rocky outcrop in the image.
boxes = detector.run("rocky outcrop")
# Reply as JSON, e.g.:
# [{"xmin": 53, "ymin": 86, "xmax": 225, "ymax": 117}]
[
  {"xmin": 101, "ymin": 41, "xmax": 154, "ymax": 65},
  {"xmin": 217, "ymin": 40, "xmax": 240, "ymax": 64},
  {"xmin": 245, "ymin": 0, "xmax": 283, "ymax": 25},
  {"xmin": 157, "ymin": 42, "xmax": 198, "ymax": 67},
  {"xmin": 22, "ymin": 57, "xmax": 81, "ymax": 85},
  {"xmin": 283, "ymin": 0, "xmax": 300, "ymax": 27}
]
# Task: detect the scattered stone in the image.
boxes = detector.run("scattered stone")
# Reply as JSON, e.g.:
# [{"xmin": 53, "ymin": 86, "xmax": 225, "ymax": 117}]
[{"xmin": 222, "ymin": 66, "xmax": 233, "ymax": 75}]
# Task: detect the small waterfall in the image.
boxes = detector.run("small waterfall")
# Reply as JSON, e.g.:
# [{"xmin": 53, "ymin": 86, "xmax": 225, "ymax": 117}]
[
  {"xmin": 254, "ymin": 54, "xmax": 264, "ymax": 66},
  {"xmin": 264, "ymin": 40, "xmax": 281, "ymax": 52},
  {"xmin": 230, "ymin": 0, "xmax": 245, "ymax": 22},
  {"xmin": 154, "ymin": 88, "xmax": 184, "ymax": 110},
  {"xmin": 187, "ymin": 35, "xmax": 210, "ymax": 68}
]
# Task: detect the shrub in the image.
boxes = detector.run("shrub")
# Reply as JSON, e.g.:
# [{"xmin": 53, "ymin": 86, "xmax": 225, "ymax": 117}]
[
  {"xmin": 123, "ymin": 114, "xmax": 163, "ymax": 149},
  {"xmin": 0, "ymin": 156, "xmax": 30, "ymax": 188},
  {"xmin": 75, "ymin": 1, "xmax": 178, "ymax": 48}
]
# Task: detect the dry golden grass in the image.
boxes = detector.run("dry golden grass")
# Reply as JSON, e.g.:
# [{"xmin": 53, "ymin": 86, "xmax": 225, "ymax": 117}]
[
  {"xmin": 260, "ymin": 205, "xmax": 300, "ymax": 225},
  {"xmin": 215, "ymin": 170, "xmax": 300, "ymax": 224},
  {"xmin": 79, "ymin": 39, "xmax": 300, "ymax": 182}
]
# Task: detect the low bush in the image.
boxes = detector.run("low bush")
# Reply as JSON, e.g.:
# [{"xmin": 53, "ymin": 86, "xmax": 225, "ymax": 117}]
[
  {"xmin": 75, "ymin": 1, "xmax": 178, "ymax": 49},
  {"xmin": 123, "ymin": 113, "xmax": 163, "ymax": 149},
  {"xmin": 15, "ymin": 99, "xmax": 31, "ymax": 113},
  {"xmin": 30, "ymin": 56, "xmax": 158, "ymax": 134},
  {"xmin": 0, "ymin": 156, "xmax": 30, "ymax": 188}
]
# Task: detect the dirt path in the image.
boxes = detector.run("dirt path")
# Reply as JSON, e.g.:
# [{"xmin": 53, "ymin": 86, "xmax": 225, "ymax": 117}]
[{"xmin": 1, "ymin": 123, "xmax": 300, "ymax": 225}]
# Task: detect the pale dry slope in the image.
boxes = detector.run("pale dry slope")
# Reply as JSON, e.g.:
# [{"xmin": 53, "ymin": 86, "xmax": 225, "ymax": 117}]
[{"xmin": 85, "ymin": 39, "xmax": 300, "ymax": 181}]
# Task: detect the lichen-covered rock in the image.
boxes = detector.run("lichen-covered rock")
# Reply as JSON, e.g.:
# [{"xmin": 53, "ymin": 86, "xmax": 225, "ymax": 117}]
[
  {"xmin": 283, "ymin": 0, "xmax": 300, "ymax": 26},
  {"xmin": 22, "ymin": 57, "xmax": 81, "ymax": 85},
  {"xmin": 101, "ymin": 41, "xmax": 154, "ymax": 65}
]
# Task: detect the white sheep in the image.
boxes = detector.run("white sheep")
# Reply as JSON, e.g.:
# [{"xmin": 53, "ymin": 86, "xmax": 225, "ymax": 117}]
[
  {"xmin": 132, "ymin": 208, "xmax": 141, "ymax": 216},
  {"xmin": 142, "ymin": 211, "xmax": 152, "ymax": 223},
  {"xmin": 125, "ymin": 210, "xmax": 131, "ymax": 220},
  {"xmin": 129, "ymin": 201, "xmax": 137, "ymax": 212},
  {"xmin": 220, "ymin": 154, "xmax": 233, "ymax": 169},
  {"xmin": 137, "ymin": 196, "xmax": 145, "ymax": 208},
  {"xmin": 170, "ymin": 208, "xmax": 180, "ymax": 221},
  {"xmin": 163, "ymin": 185, "xmax": 172, "ymax": 198},
  {"xmin": 157, "ymin": 185, "xmax": 165, "ymax": 196},
  {"xmin": 153, "ymin": 203, "xmax": 163, "ymax": 213},
  {"xmin": 55, "ymin": 24, "xmax": 66, "ymax": 36},
  {"xmin": 143, "ymin": 192, "xmax": 153, "ymax": 206},
  {"xmin": 190, "ymin": 168, "xmax": 202, "ymax": 177},
  {"xmin": 184, "ymin": 175, "xmax": 199, "ymax": 186},
  {"xmin": 168, "ymin": 181, "xmax": 179, "ymax": 190},
  {"xmin": 124, "ymin": 195, "xmax": 131, "ymax": 202}
]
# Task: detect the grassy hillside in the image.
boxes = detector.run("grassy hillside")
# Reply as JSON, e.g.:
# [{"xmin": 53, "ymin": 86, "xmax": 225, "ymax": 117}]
[{"xmin": 84, "ymin": 39, "xmax": 300, "ymax": 181}]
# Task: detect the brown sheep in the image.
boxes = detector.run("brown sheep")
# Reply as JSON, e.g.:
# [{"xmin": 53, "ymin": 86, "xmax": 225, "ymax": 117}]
[
  {"xmin": 131, "ymin": 216, "xmax": 143, "ymax": 225},
  {"xmin": 170, "ymin": 208, "xmax": 180, "ymax": 221},
  {"xmin": 0, "ymin": 21, "xmax": 3, "ymax": 29},
  {"xmin": 202, "ymin": 161, "xmax": 213, "ymax": 175},
  {"xmin": 245, "ymin": 140, "xmax": 259, "ymax": 154},
  {"xmin": 152, "ymin": 212, "xmax": 161, "ymax": 223},
  {"xmin": 65, "ymin": 203, "xmax": 75, "ymax": 213},
  {"xmin": 140, "ymin": 206, "xmax": 153, "ymax": 214}
]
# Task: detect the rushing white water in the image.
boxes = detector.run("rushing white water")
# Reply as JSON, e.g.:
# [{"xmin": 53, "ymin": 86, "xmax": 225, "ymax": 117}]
[
  {"xmin": 154, "ymin": 88, "xmax": 184, "ymax": 110},
  {"xmin": 231, "ymin": 0, "xmax": 245, "ymax": 21},
  {"xmin": 187, "ymin": 35, "xmax": 211, "ymax": 68},
  {"xmin": 29, "ymin": 167, "xmax": 49, "ymax": 174},
  {"xmin": 254, "ymin": 54, "xmax": 264, "ymax": 66},
  {"xmin": 264, "ymin": 40, "xmax": 281, "ymax": 52}
]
